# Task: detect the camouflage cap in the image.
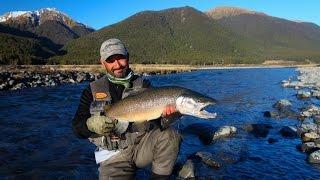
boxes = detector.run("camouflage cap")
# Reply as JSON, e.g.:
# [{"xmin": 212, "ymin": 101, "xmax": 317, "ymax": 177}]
[{"xmin": 100, "ymin": 38, "xmax": 128, "ymax": 61}]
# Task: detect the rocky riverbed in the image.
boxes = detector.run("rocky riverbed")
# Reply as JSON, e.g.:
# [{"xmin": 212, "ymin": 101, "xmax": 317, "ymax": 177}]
[
  {"xmin": 266, "ymin": 67, "xmax": 320, "ymax": 164},
  {"xmin": 0, "ymin": 70, "xmax": 102, "ymax": 91},
  {"xmin": 0, "ymin": 66, "xmax": 190, "ymax": 91}
]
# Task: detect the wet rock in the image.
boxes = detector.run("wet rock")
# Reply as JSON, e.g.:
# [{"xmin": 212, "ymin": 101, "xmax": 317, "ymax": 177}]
[
  {"xmin": 297, "ymin": 90, "xmax": 311, "ymax": 99},
  {"xmin": 279, "ymin": 126, "xmax": 298, "ymax": 138},
  {"xmin": 297, "ymin": 123, "xmax": 319, "ymax": 136},
  {"xmin": 302, "ymin": 132, "xmax": 320, "ymax": 142},
  {"xmin": 76, "ymin": 74, "xmax": 85, "ymax": 83},
  {"xmin": 282, "ymin": 81, "xmax": 302, "ymax": 88},
  {"xmin": 244, "ymin": 124, "xmax": 273, "ymax": 138},
  {"xmin": 69, "ymin": 79, "xmax": 76, "ymax": 83},
  {"xmin": 270, "ymin": 99, "xmax": 298, "ymax": 119},
  {"xmin": 0, "ymin": 83, "xmax": 7, "ymax": 90},
  {"xmin": 313, "ymin": 115, "xmax": 320, "ymax": 125},
  {"xmin": 183, "ymin": 124, "xmax": 237, "ymax": 144},
  {"xmin": 263, "ymin": 111, "xmax": 279, "ymax": 118},
  {"xmin": 311, "ymin": 90, "xmax": 320, "ymax": 99},
  {"xmin": 300, "ymin": 105, "xmax": 320, "ymax": 118},
  {"xmin": 212, "ymin": 126, "xmax": 237, "ymax": 140},
  {"xmin": 314, "ymin": 139, "xmax": 320, "ymax": 148},
  {"xmin": 177, "ymin": 159, "xmax": 195, "ymax": 179},
  {"xmin": 297, "ymin": 142, "xmax": 319, "ymax": 153},
  {"xmin": 273, "ymin": 99, "xmax": 292, "ymax": 110},
  {"xmin": 267, "ymin": 138, "xmax": 278, "ymax": 144},
  {"xmin": 11, "ymin": 83, "xmax": 25, "ymax": 90},
  {"xmin": 195, "ymin": 152, "xmax": 221, "ymax": 169},
  {"xmin": 308, "ymin": 150, "xmax": 320, "ymax": 164},
  {"xmin": 8, "ymin": 79, "xmax": 15, "ymax": 86}
]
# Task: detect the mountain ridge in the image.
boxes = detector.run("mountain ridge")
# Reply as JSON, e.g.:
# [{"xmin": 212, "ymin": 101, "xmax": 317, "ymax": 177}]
[{"xmin": 0, "ymin": 8, "xmax": 94, "ymax": 45}]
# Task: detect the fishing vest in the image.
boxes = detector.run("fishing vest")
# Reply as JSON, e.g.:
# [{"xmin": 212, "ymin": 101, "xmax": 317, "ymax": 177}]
[{"xmin": 88, "ymin": 75, "xmax": 150, "ymax": 150}]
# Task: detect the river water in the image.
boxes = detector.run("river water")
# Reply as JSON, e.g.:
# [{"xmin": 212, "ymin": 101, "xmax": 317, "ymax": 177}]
[{"xmin": 0, "ymin": 68, "xmax": 320, "ymax": 179}]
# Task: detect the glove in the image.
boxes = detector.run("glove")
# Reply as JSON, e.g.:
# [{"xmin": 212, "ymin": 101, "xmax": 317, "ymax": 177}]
[{"xmin": 86, "ymin": 114, "xmax": 117, "ymax": 135}]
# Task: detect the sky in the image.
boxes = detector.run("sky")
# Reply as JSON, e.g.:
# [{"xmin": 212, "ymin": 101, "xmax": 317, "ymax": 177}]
[{"xmin": 0, "ymin": 0, "xmax": 319, "ymax": 30}]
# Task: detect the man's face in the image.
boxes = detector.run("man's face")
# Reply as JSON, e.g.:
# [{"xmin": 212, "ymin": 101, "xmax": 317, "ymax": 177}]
[{"xmin": 101, "ymin": 54, "xmax": 129, "ymax": 78}]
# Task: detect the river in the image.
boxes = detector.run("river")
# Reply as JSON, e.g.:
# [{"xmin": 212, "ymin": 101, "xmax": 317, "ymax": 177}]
[{"xmin": 0, "ymin": 68, "xmax": 319, "ymax": 179}]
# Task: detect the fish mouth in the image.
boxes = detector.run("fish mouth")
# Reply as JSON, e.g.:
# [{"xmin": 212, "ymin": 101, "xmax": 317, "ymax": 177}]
[{"xmin": 197, "ymin": 102, "xmax": 217, "ymax": 119}]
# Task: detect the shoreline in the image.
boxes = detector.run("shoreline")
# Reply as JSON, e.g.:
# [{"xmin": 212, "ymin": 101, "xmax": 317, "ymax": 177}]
[
  {"xmin": 0, "ymin": 63, "xmax": 319, "ymax": 91},
  {"xmin": 0, "ymin": 63, "xmax": 319, "ymax": 73}
]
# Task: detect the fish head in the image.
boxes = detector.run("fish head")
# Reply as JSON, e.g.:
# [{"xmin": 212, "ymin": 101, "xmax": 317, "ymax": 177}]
[{"xmin": 175, "ymin": 92, "xmax": 217, "ymax": 119}]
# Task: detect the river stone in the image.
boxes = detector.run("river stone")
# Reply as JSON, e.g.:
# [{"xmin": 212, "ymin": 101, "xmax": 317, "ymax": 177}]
[
  {"xmin": 8, "ymin": 80, "xmax": 15, "ymax": 86},
  {"xmin": 11, "ymin": 83, "xmax": 25, "ymax": 90},
  {"xmin": 267, "ymin": 138, "xmax": 278, "ymax": 144},
  {"xmin": 302, "ymin": 132, "xmax": 320, "ymax": 142},
  {"xmin": 311, "ymin": 90, "xmax": 320, "ymax": 99},
  {"xmin": 308, "ymin": 150, "xmax": 320, "ymax": 164},
  {"xmin": 69, "ymin": 79, "xmax": 76, "ymax": 83},
  {"xmin": 298, "ymin": 142, "xmax": 319, "ymax": 153},
  {"xmin": 195, "ymin": 152, "xmax": 221, "ymax": 169},
  {"xmin": 301, "ymin": 105, "xmax": 320, "ymax": 117},
  {"xmin": 273, "ymin": 99, "xmax": 292, "ymax": 110},
  {"xmin": 297, "ymin": 90, "xmax": 311, "ymax": 99},
  {"xmin": 279, "ymin": 126, "xmax": 297, "ymax": 138},
  {"xmin": 299, "ymin": 123, "xmax": 318, "ymax": 133},
  {"xmin": 76, "ymin": 74, "xmax": 85, "ymax": 82},
  {"xmin": 177, "ymin": 159, "xmax": 195, "ymax": 179},
  {"xmin": 263, "ymin": 111, "xmax": 280, "ymax": 118},
  {"xmin": 313, "ymin": 115, "xmax": 320, "ymax": 125},
  {"xmin": 282, "ymin": 81, "xmax": 302, "ymax": 88},
  {"xmin": 314, "ymin": 139, "xmax": 320, "ymax": 148},
  {"xmin": 244, "ymin": 124, "xmax": 273, "ymax": 138},
  {"xmin": 0, "ymin": 84, "xmax": 6, "ymax": 90},
  {"xmin": 212, "ymin": 126, "xmax": 237, "ymax": 140}
]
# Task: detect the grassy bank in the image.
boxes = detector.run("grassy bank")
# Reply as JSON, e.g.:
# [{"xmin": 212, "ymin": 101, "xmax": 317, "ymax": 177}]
[
  {"xmin": 0, "ymin": 63, "xmax": 319, "ymax": 74},
  {"xmin": 0, "ymin": 64, "xmax": 198, "ymax": 74}
]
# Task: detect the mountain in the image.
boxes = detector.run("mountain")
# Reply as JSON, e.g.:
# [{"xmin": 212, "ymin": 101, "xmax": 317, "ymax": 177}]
[
  {"xmin": 54, "ymin": 6, "xmax": 320, "ymax": 65},
  {"xmin": 0, "ymin": 8, "xmax": 94, "ymax": 65},
  {"xmin": 51, "ymin": 6, "xmax": 258, "ymax": 65},
  {"xmin": 0, "ymin": 24, "xmax": 58, "ymax": 65},
  {"xmin": 206, "ymin": 7, "xmax": 320, "ymax": 62},
  {"xmin": 0, "ymin": 8, "xmax": 94, "ymax": 46}
]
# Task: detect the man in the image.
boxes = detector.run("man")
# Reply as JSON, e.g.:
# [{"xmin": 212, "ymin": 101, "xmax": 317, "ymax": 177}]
[{"xmin": 72, "ymin": 38, "xmax": 181, "ymax": 179}]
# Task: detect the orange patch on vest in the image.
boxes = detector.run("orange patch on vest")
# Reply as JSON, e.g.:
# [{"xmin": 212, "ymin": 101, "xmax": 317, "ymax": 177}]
[{"xmin": 95, "ymin": 92, "xmax": 107, "ymax": 99}]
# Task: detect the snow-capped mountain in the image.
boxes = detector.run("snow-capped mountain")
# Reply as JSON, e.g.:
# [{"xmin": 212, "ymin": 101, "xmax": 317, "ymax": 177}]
[
  {"xmin": 0, "ymin": 8, "xmax": 94, "ymax": 45},
  {"xmin": 0, "ymin": 8, "xmax": 91, "ymax": 28}
]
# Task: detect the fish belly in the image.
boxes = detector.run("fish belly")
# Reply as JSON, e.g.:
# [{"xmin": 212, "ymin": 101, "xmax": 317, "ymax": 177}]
[{"xmin": 115, "ymin": 107, "xmax": 164, "ymax": 122}]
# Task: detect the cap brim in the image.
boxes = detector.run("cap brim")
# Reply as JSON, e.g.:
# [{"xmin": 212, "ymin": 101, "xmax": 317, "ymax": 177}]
[{"xmin": 101, "ymin": 49, "xmax": 127, "ymax": 61}]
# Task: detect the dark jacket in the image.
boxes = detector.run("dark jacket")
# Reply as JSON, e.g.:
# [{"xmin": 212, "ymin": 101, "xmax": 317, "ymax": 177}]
[{"xmin": 72, "ymin": 75, "xmax": 150, "ymax": 139}]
